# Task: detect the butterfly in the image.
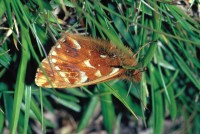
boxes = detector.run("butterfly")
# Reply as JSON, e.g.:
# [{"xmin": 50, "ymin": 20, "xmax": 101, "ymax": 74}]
[{"xmin": 35, "ymin": 33, "xmax": 141, "ymax": 88}]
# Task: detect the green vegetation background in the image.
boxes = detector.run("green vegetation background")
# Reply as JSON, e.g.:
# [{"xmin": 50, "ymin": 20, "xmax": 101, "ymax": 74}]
[{"xmin": 0, "ymin": 0, "xmax": 199, "ymax": 134}]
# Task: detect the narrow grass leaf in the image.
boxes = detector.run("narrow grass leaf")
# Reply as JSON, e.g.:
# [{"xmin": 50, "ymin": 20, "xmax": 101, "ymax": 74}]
[
  {"xmin": 3, "ymin": 93, "xmax": 13, "ymax": 128},
  {"xmin": 63, "ymin": 88, "xmax": 88, "ymax": 98},
  {"xmin": 39, "ymin": 88, "xmax": 45, "ymax": 133},
  {"xmin": 77, "ymin": 95, "xmax": 99, "ymax": 132},
  {"xmin": 98, "ymin": 84, "xmax": 116, "ymax": 133},
  {"xmin": 0, "ymin": 0, "xmax": 6, "ymax": 18},
  {"xmin": 175, "ymin": 57, "xmax": 200, "ymax": 90},
  {"xmin": 51, "ymin": 95, "xmax": 81, "ymax": 112},
  {"xmin": 104, "ymin": 83, "xmax": 138, "ymax": 118},
  {"xmin": 30, "ymin": 98, "xmax": 46, "ymax": 128},
  {"xmin": 0, "ymin": 48, "xmax": 11, "ymax": 68},
  {"xmin": 0, "ymin": 110, "xmax": 4, "ymax": 133},
  {"xmin": 140, "ymin": 73, "xmax": 148, "ymax": 127},
  {"xmin": 158, "ymin": 63, "xmax": 170, "ymax": 103},
  {"xmin": 10, "ymin": 28, "xmax": 30, "ymax": 134},
  {"xmin": 150, "ymin": 64, "xmax": 164, "ymax": 134},
  {"xmin": 108, "ymin": 4, "xmax": 135, "ymax": 47},
  {"xmin": 2, "ymin": 0, "xmax": 12, "ymax": 25},
  {"xmin": 23, "ymin": 86, "xmax": 32, "ymax": 134},
  {"xmin": 114, "ymin": 113, "xmax": 122, "ymax": 134},
  {"xmin": 166, "ymin": 86, "xmax": 177, "ymax": 120},
  {"xmin": 112, "ymin": 82, "xmax": 142, "ymax": 116},
  {"xmin": 42, "ymin": 96, "xmax": 54, "ymax": 112}
]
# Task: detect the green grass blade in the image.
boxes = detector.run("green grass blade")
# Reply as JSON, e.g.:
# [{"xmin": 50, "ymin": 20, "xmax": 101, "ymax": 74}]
[
  {"xmin": 142, "ymin": 1, "xmax": 160, "ymax": 67},
  {"xmin": 77, "ymin": 94, "xmax": 99, "ymax": 132},
  {"xmin": 51, "ymin": 95, "xmax": 81, "ymax": 112},
  {"xmin": 150, "ymin": 64, "xmax": 164, "ymax": 134},
  {"xmin": 108, "ymin": 3, "xmax": 135, "ymax": 47},
  {"xmin": 23, "ymin": 86, "xmax": 32, "ymax": 134},
  {"xmin": 30, "ymin": 98, "xmax": 47, "ymax": 128},
  {"xmin": 10, "ymin": 28, "xmax": 30, "ymax": 134},
  {"xmin": 166, "ymin": 86, "xmax": 177, "ymax": 120},
  {"xmin": 103, "ymin": 83, "xmax": 139, "ymax": 118},
  {"xmin": 98, "ymin": 84, "xmax": 116, "ymax": 133},
  {"xmin": 0, "ymin": 47, "xmax": 11, "ymax": 68},
  {"xmin": 39, "ymin": 88, "xmax": 45, "ymax": 132},
  {"xmin": 175, "ymin": 57, "xmax": 200, "ymax": 90},
  {"xmin": 0, "ymin": 109, "xmax": 4, "ymax": 133},
  {"xmin": 157, "ymin": 63, "xmax": 170, "ymax": 103}
]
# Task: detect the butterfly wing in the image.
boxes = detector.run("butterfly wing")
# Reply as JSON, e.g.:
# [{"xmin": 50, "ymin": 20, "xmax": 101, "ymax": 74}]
[{"xmin": 35, "ymin": 34, "xmax": 126, "ymax": 88}]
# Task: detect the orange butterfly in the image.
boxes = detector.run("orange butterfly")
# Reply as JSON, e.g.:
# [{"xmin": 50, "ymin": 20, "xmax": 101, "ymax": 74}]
[{"xmin": 35, "ymin": 34, "xmax": 141, "ymax": 88}]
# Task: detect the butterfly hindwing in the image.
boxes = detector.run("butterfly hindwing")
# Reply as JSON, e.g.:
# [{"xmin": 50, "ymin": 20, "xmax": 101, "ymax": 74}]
[{"xmin": 35, "ymin": 34, "xmax": 126, "ymax": 88}]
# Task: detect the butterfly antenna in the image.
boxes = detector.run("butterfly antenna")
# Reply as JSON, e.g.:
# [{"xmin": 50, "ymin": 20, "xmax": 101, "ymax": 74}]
[
  {"xmin": 136, "ymin": 67, "xmax": 147, "ymax": 74},
  {"xmin": 133, "ymin": 40, "xmax": 157, "ymax": 58},
  {"xmin": 42, "ymin": 46, "xmax": 54, "ymax": 75},
  {"xmin": 126, "ymin": 82, "xmax": 132, "ymax": 98}
]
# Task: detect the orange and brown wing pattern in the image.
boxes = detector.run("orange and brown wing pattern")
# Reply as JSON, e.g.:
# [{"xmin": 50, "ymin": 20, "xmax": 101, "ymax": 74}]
[{"xmin": 35, "ymin": 34, "xmax": 129, "ymax": 88}]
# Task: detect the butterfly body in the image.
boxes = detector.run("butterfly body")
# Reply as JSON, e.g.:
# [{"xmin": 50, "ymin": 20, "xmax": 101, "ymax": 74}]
[{"xmin": 35, "ymin": 34, "xmax": 141, "ymax": 88}]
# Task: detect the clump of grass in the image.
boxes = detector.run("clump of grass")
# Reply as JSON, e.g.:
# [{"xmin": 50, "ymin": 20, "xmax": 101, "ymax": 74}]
[{"xmin": 0, "ymin": 0, "xmax": 199, "ymax": 134}]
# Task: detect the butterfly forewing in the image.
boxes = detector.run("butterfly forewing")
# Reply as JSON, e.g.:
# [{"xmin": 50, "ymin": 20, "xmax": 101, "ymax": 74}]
[{"xmin": 35, "ymin": 34, "xmax": 128, "ymax": 88}]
